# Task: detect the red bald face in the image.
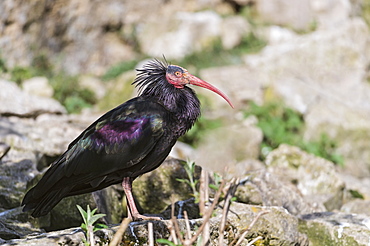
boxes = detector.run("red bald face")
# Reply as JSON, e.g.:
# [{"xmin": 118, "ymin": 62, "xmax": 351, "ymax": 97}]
[
  {"xmin": 165, "ymin": 65, "xmax": 234, "ymax": 108},
  {"xmin": 165, "ymin": 65, "xmax": 188, "ymax": 89}
]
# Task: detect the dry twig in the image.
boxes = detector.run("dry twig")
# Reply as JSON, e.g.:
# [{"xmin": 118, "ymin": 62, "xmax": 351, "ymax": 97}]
[
  {"xmin": 218, "ymin": 178, "xmax": 240, "ymax": 245},
  {"xmin": 200, "ymin": 169, "xmax": 210, "ymax": 246},
  {"xmin": 199, "ymin": 169, "xmax": 209, "ymax": 215},
  {"xmin": 148, "ymin": 222, "xmax": 154, "ymax": 246},
  {"xmin": 184, "ymin": 211, "xmax": 192, "ymax": 240},
  {"xmin": 183, "ymin": 180, "xmax": 225, "ymax": 245},
  {"xmin": 168, "ymin": 200, "xmax": 179, "ymax": 245},
  {"xmin": 172, "ymin": 214, "xmax": 185, "ymax": 245},
  {"xmin": 108, "ymin": 217, "xmax": 131, "ymax": 246}
]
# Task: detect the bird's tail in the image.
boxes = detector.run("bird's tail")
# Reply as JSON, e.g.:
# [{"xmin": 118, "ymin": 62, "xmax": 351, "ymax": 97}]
[{"xmin": 22, "ymin": 186, "xmax": 72, "ymax": 217}]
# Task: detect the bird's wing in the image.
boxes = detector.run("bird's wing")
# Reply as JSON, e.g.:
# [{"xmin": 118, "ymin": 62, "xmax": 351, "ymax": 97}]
[
  {"xmin": 32, "ymin": 99, "xmax": 166, "ymax": 191},
  {"xmin": 66, "ymin": 113, "xmax": 164, "ymax": 176}
]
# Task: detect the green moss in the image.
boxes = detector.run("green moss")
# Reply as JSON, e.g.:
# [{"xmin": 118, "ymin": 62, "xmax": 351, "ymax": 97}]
[
  {"xmin": 244, "ymin": 101, "xmax": 343, "ymax": 165},
  {"xmin": 299, "ymin": 219, "xmax": 364, "ymax": 246},
  {"xmin": 9, "ymin": 54, "xmax": 53, "ymax": 85},
  {"xmin": 10, "ymin": 66, "xmax": 37, "ymax": 85},
  {"xmin": 49, "ymin": 74, "xmax": 96, "ymax": 113}
]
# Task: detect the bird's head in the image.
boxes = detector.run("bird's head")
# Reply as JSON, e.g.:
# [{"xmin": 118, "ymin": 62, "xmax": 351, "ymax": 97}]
[{"xmin": 134, "ymin": 59, "xmax": 234, "ymax": 108}]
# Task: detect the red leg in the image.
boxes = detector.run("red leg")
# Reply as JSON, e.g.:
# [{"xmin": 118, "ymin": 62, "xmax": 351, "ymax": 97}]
[{"xmin": 122, "ymin": 177, "xmax": 161, "ymax": 221}]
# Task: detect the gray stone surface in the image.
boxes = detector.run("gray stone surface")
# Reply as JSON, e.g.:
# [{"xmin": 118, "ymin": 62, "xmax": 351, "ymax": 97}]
[
  {"xmin": 266, "ymin": 144, "xmax": 345, "ymax": 211},
  {"xmin": 299, "ymin": 212, "xmax": 370, "ymax": 246},
  {"xmin": 255, "ymin": 0, "xmax": 313, "ymax": 31},
  {"xmin": 3, "ymin": 203, "xmax": 306, "ymax": 246},
  {"xmin": 0, "ymin": 80, "xmax": 66, "ymax": 117},
  {"xmin": 236, "ymin": 169, "xmax": 326, "ymax": 215},
  {"xmin": 22, "ymin": 77, "xmax": 54, "ymax": 98},
  {"xmin": 195, "ymin": 121, "xmax": 263, "ymax": 177}
]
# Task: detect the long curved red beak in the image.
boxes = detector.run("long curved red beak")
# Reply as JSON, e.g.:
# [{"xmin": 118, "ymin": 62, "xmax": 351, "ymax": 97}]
[{"xmin": 187, "ymin": 73, "xmax": 234, "ymax": 108}]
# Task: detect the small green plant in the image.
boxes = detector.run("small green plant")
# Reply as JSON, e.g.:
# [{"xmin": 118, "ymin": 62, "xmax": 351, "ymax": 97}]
[
  {"xmin": 156, "ymin": 238, "xmax": 180, "ymax": 246},
  {"xmin": 208, "ymin": 172, "xmax": 222, "ymax": 191},
  {"xmin": 77, "ymin": 205, "xmax": 108, "ymax": 246},
  {"xmin": 245, "ymin": 101, "xmax": 343, "ymax": 165},
  {"xmin": 176, "ymin": 160, "xmax": 199, "ymax": 202}
]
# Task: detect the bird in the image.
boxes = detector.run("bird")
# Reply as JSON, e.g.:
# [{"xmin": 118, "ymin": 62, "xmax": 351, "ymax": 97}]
[{"xmin": 22, "ymin": 58, "xmax": 234, "ymax": 221}]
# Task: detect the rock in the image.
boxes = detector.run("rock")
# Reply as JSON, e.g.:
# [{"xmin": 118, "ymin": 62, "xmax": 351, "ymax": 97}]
[
  {"xmin": 5, "ymin": 204, "xmax": 370, "ymax": 246},
  {"xmin": 97, "ymin": 70, "xmax": 136, "ymax": 111},
  {"xmin": 0, "ymin": 160, "xmax": 38, "ymax": 210},
  {"xmin": 3, "ymin": 226, "xmax": 87, "ymax": 246},
  {"xmin": 299, "ymin": 212, "xmax": 370, "ymax": 246},
  {"xmin": 0, "ymin": 0, "xmax": 232, "ymax": 75},
  {"xmin": 0, "ymin": 0, "xmax": 135, "ymax": 75},
  {"xmin": 265, "ymin": 144, "xmax": 345, "ymax": 211},
  {"xmin": 212, "ymin": 203, "xmax": 306, "ymax": 245},
  {"xmin": 0, "ymin": 142, "xmax": 10, "ymax": 161},
  {"xmin": 304, "ymin": 103, "xmax": 370, "ymax": 178},
  {"xmin": 22, "ymin": 77, "xmax": 54, "ymax": 98},
  {"xmin": 255, "ymin": 0, "xmax": 314, "ymax": 31},
  {"xmin": 137, "ymin": 11, "xmax": 222, "ymax": 60},
  {"xmin": 220, "ymin": 16, "xmax": 250, "ymax": 49},
  {"xmin": 0, "ymin": 207, "xmax": 43, "ymax": 240},
  {"xmin": 236, "ymin": 169, "xmax": 326, "ymax": 215},
  {"xmin": 201, "ymin": 18, "xmax": 370, "ymax": 179},
  {"xmin": 255, "ymin": 25, "xmax": 298, "ymax": 45},
  {"xmin": 169, "ymin": 141, "xmax": 196, "ymax": 160},
  {"xmin": 195, "ymin": 121, "xmax": 263, "ymax": 177},
  {"xmin": 244, "ymin": 17, "xmax": 369, "ymax": 115},
  {"xmin": 37, "ymin": 193, "xmax": 98, "ymax": 231},
  {"xmin": 78, "ymin": 75, "xmax": 106, "ymax": 100},
  {"xmin": 0, "ymin": 79, "xmax": 66, "ymax": 117},
  {"xmin": 248, "ymin": 16, "xmax": 370, "ymax": 178},
  {"xmin": 3, "ymin": 203, "xmax": 304, "ymax": 246},
  {"xmin": 311, "ymin": 0, "xmax": 352, "ymax": 29},
  {"xmin": 92, "ymin": 187, "xmax": 124, "ymax": 225},
  {"xmin": 160, "ymin": 198, "xmax": 200, "ymax": 220},
  {"xmin": 132, "ymin": 158, "xmax": 201, "ymax": 215},
  {"xmin": 0, "ymin": 115, "xmax": 83, "ymax": 166},
  {"xmin": 338, "ymin": 173, "xmax": 370, "ymax": 201},
  {"xmin": 199, "ymin": 65, "xmax": 264, "ymax": 109},
  {"xmin": 340, "ymin": 200, "xmax": 370, "ymax": 216}
]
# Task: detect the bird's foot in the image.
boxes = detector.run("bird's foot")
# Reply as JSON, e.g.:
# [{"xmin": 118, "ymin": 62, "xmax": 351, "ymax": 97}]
[{"xmin": 130, "ymin": 213, "xmax": 163, "ymax": 221}]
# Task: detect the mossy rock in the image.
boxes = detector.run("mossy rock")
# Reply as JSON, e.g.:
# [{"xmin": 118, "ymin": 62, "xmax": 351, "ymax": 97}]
[
  {"xmin": 132, "ymin": 158, "xmax": 201, "ymax": 215},
  {"xmin": 299, "ymin": 212, "xmax": 370, "ymax": 246}
]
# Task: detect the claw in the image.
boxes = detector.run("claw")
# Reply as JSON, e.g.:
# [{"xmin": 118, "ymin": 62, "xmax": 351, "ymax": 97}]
[{"xmin": 130, "ymin": 213, "xmax": 162, "ymax": 221}]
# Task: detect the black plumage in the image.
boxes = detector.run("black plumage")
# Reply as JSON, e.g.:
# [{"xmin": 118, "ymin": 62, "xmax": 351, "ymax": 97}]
[{"xmin": 22, "ymin": 59, "xmax": 233, "ymax": 220}]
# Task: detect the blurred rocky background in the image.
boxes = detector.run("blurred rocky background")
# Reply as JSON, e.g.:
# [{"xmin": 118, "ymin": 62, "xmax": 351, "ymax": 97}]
[{"xmin": 1, "ymin": 0, "xmax": 370, "ymax": 245}]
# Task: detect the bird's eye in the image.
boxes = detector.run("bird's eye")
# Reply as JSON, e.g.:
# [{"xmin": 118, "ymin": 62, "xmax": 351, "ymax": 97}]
[{"xmin": 175, "ymin": 71, "xmax": 182, "ymax": 77}]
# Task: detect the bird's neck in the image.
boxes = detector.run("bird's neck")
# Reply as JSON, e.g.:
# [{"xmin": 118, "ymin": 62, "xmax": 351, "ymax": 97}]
[{"xmin": 144, "ymin": 86, "xmax": 201, "ymax": 136}]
